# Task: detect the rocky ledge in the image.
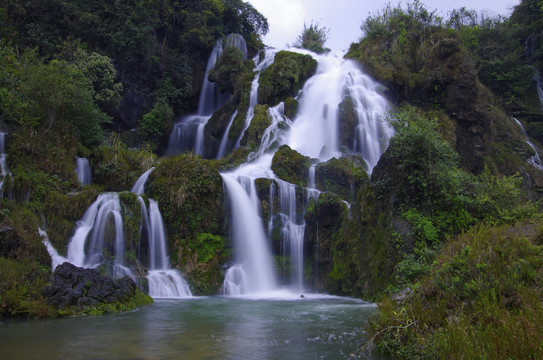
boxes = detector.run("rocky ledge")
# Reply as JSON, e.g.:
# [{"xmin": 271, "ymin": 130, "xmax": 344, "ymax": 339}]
[{"xmin": 43, "ymin": 262, "xmax": 153, "ymax": 315}]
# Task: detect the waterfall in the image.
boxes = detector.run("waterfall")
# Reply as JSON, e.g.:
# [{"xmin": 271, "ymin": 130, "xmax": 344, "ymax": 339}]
[
  {"xmin": 131, "ymin": 168, "xmax": 192, "ymax": 298},
  {"xmin": 235, "ymin": 49, "xmax": 278, "ymax": 149},
  {"xmin": 57, "ymin": 168, "xmax": 192, "ymax": 298},
  {"xmin": 65, "ymin": 193, "xmax": 133, "ymax": 279},
  {"xmin": 277, "ymin": 180, "xmax": 306, "ymax": 291},
  {"xmin": 39, "ymin": 228, "xmax": 67, "ymax": 271},
  {"xmin": 0, "ymin": 132, "xmax": 11, "ymax": 194},
  {"xmin": 514, "ymin": 118, "xmax": 543, "ymax": 170},
  {"xmin": 75, "ymin": 157, "xmax": 92, "ymax": 186},
  {"xmin": 131, "ymin": 167, "xmax": 155, "ymax": 195},
  {"xmin": 219, "ymin": 50, "xmax": 391, "ymax": 296},
  {"xmin": 167, "ymin": 34, "xmax": 248, "ymax": 156},
  {"xmin": 287, "ymin": 52, "xmax": 391, "ymax": 170},
  {"xmin": 216, "ymin": 110, "xmax": 238, "ymax": 159},
  {"xmin": 221, "ymin": 173, "xmax": 277, "ymax": 295}
]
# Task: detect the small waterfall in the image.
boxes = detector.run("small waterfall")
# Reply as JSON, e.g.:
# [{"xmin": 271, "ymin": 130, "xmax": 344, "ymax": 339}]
[
  {"xmin": 75, "ymin": 157, "xmax": 92, "ymax": 186},
  {"xmin": 216, "ymin": 110, "xmax": 238, "ymax": 159},
  {"xmin": 66, "ymin": 193, "xmax": 132, "ymax": 279},
  {"xmin": 131, "ymin": 168, "xmax": 192, "ymax": 298},
  {"xmin": 277, "ymin": 180, "xmax": 306, "ymax": 291},
  {"xmin": 221, "ymin": 173, "xmax": 277, "ymax": 295},
  {"xmin": 131, "ymin": 167, "xmax": 155, "ymax": 195},
  {"xmin": 0, "ymin": 132, "xmax": 11, "ymax": 194},
  {"xmin": 60, "ymin": 168, "xmax": 192, "ymax": 298},
  {"xmin": 167, "ymin": 34, "xmax": 248, "ymax": 156},
  {"xmin": 235, "ymin": 49, "xmax": 277, "ymax": 149},
  {"xmin": 39, "ymin": 228, "xmax": 67, "ymax": 271},
  {"xmin": 146, "ymin": 199, "xmax": 191, "ymax": 298},
  {"xmin": 247, "ymin": 103, "xmax": 288, "ymax": 161},
  {"xmin": 514, "ymin": 118, "xmax": 543, "ymax": 170}
]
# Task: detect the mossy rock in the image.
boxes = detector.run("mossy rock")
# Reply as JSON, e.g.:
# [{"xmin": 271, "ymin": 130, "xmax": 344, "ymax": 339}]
[
  {"xmin": 258, "ymin": 51, "xmax": 317, "ymax": 106},
  {"xmin": 315, "ymin": 156, "xmax": 369, "ymax": 201},
  {"xmin": 271, "ymin": 145, "xmax": 311, "ymax": 187},
  {"xmin": 304, "ymin": 192, "xmax": 349, "ymax": 291},
  {"xmin": 208, "ymin": 46, "xmax": 245, "ymax": 94},
  {"xmin": 239, "ymin": 104, "xmax": 271, "ymax": 150},
  {"xmin": 146, "ymin": 154, "xmax": 227, "ymax": 294},
  {"xmin": 284, "ymin": 97, "xmax": 299, "ymax": 119},
  {"xmin": 338, "ymin": 94, "xmax": 358, "ymax": 150}
]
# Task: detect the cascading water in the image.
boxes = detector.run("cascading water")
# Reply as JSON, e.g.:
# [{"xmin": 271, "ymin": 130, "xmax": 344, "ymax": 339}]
[
  {"xmin": 514, "ymin": 118, "xmax": 543, "ymax": 170},
  {"xmin": 221, "ymin": 173, "xmax": 277, "ymax": 296},
  {"xmin": 130, "ymin": 167, "xmax": 192, "ymax": 297},
  {"xmin": 220, "ymin": 50, "xmax": 391, "ymax": 296},
  {"xmin": 75, "ymin": 157, "xmax": 92, "ymax": 186},
  {"xmin": 167, "ymin": 34, "xmax": 248, "ymax": 156},
  {"xmin": 66, "ymin": 193, "xmax": 133, "ymax": 279},
  {"xmin": 287, "ymin": 51, "xmax": 391, "ymax": 169},
  {"xmin": 234, "ymin": 49, "xmax": 278, "ymax": 150},
  {"xmin": 277, "ymin": 179, "xmax": 306, "ymax": 291},
  {"xmin": 46, "ymin": 167, "xmax": 192, "ymax": 298},
  {"xmin": 216, "ymin": 110, "xmax": 238, "ymax": 159},
  {"xmin": 0, "ymin": 131, "xmax": 11, "ymax": 194}
]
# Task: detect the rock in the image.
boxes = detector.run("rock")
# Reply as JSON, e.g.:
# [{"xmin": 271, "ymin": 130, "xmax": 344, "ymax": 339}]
[
  {"xmin": 271, "ymin": 145, "xmax": 311, "ymax": 187},
  {"xmin": 43, "ymin": 262, "xmax": 140, "ymax": 309},
  {"xmin": 391, "ymin": 287, "xmax": 413, "ymax": 303}
]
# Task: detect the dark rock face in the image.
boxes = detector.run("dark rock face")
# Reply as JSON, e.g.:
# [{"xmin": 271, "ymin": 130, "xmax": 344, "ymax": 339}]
[{"xmin": 43, "ymin": 262, "xmax": 138, "ymax": 309}]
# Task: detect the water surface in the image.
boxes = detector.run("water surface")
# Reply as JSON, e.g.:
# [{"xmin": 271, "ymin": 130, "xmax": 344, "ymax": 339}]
[{"xmin": 0, "ymin": 295, "xmax": 385, "ymax": 360}]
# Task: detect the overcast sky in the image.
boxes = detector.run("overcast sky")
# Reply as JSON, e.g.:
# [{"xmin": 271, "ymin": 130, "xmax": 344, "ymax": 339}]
[{"xmin": 246, "ymin": 0, "xmax": 519, "ymax": 51}]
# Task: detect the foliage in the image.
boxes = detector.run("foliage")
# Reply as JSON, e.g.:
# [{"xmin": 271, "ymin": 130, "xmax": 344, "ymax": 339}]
[
  {"xmin": 138, "ymin": 98, "xmax": 174, "ymax": 150},
  {"xmin": 366, "ymin": 223, "xmax": 543, "ymax": 359},
  {"xmin": 293, "ymin": 21, "xmax": 330, "ymax": 54},
  {"xmin": 188, "ymin": 233, "xmax": 225, "ymax": 263},
  {"xmin": 258, "ymin": 51, "xmax": 317, "ymax": 106},
  {"xmin": 92, "ymin": 134, "xmax": 157, "ymax": 191},
  {"xmin": 208, "ymin": 45, "xmax": 245, "ymax": 94}
]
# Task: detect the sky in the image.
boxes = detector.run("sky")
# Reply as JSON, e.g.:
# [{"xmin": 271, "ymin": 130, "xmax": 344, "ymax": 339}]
[{"xmin": 245, "ymin": 0, "xmax": 519, "ymax": 51}]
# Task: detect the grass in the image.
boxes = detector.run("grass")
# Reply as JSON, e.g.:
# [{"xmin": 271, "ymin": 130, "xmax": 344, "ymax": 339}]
[{"xmin": 364, "ymin": 220, "xmax": 543, "ymax": 359}]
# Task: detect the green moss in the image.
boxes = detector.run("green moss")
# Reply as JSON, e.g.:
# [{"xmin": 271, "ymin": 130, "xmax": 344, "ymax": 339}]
[
  {"xmin": 56, "ymin": 286, "xmax": 153, "ymax": 317},
  {"xmin": 284, "ymin": 97, "xmax": 298, "ymax": 119},
  {"xmin": 271, "ymin": 145, "xmax": 311, "ymax": 187},
  {"xmin": 146, "ymin": 153, "xmax": 226, "ymax": 294},
  {"xmin": 0, "ymin": 258, "xmax": 53, "ymax": 318},
  {"xmin": 239, "ymin": 104, "xmax": 271, "ymax": 149},
  {"xmin": 315, "ymin": 156, "xmax": 368, "ymax": 201},
  {"xmin": 188, "ymin": 233, "xmax": 225, "ymax": 264},
  {"xmin": 258, "ymin": 51, "xmax": 317, "ymax": 106},
  {"xmin": 208, "ymin": 46, "xmax": 245, "ymax": 94}
]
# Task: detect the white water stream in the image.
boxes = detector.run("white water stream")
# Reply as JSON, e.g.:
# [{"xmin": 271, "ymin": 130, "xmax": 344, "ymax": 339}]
[{"xmin": 220, "ymin": 50, "xmax": 391, "ymax": 296}]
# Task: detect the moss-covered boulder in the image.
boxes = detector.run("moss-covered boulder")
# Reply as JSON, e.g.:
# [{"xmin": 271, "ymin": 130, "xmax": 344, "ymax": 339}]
[
  {"xmin": 239, "ymin": 104, "xmax": 271, "ymax": 150},
  {"xmin": 208, "ymin": 46, "xmax": 245, "ymax": 95},
  {"xmin": 146, "ymin": 153, "xmax": 226, "ymax": 294},
  {"xmin": 304, "ymin": 192, "xmax": 349, "ymax": 291},
  {"xmin": 271, "ymin": 145, "xmax": 311, "ymax": 187},
  {"xmin": 258, "ymin": 51, "xmax": 317, "ymax": 106},
  {"xmin": 338, "ymin": 94, "xmax": 358, "ymax": 150},
  {"xmin": 315, "ymin": 156, "xmax": 368, "ymax": 201},
  {"xmin": 329, "ymin": 184, "xmax": 397, "ymax": 299},
  {"xmin": 204, "ymin": 59, "xmax": 256, "ymax": 159},
  {"xmin": 284, "ymin": 97, "xmax": 299, "ymax": 119}
]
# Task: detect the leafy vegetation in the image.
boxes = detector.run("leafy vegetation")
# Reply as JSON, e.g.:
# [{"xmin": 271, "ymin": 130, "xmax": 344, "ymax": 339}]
[{"xmin": 293, "ymin": 21, "xmax": 330, "ymax": 54}]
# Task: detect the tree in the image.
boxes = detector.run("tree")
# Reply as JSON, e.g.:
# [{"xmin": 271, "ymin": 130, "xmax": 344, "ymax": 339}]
[{"xmin": 293, "ymin": 21, "xmax": 330, "ymax": 54}]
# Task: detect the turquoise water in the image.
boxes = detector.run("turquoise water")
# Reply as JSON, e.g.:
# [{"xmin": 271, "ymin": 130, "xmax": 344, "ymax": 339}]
[{"xmin": 0, "ymin": 295, "xmax": 386, "ymax": 359}]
